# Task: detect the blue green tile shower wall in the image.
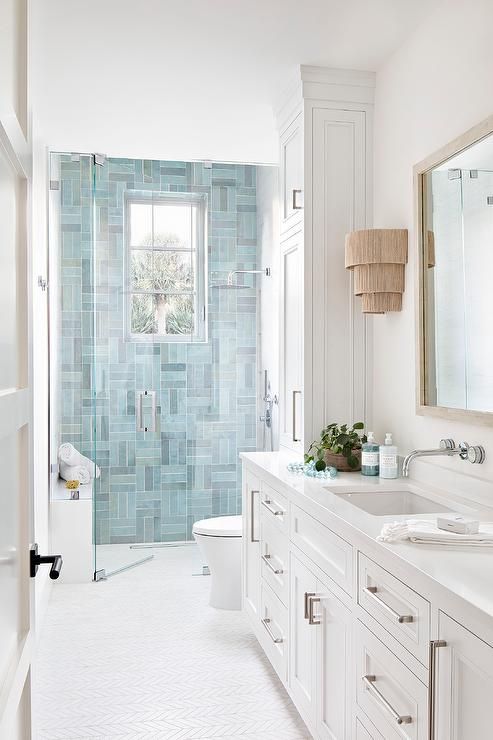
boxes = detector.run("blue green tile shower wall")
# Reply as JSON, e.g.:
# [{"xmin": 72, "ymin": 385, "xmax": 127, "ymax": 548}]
[{"xmin": 57, "ymin": 156, "xmax": 257, "ymax": 544}]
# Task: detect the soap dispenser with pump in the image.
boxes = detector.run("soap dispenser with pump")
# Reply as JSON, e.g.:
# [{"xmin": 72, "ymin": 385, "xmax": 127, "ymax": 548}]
[
  {"xmin": 379, "ymin": 433, "xmax": 399, "ymax": 479},
  {"xmin": 361, "ymin": 432, "xmax": 379, "ymax": 476}
]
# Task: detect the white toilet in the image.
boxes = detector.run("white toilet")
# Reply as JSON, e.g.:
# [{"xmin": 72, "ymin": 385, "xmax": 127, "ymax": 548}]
[{"xmin": 192, "ymin": 515, "xmax": 242, "ymax": 610}]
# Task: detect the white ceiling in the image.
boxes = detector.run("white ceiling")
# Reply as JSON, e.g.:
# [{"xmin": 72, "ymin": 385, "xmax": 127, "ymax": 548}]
[{"xmin": 31, "ymin": 0, "xmax": 441, "ymax": 163}]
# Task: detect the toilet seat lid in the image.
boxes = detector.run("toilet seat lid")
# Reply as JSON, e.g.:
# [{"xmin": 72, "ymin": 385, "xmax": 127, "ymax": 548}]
[{"xmin": 193, "ymin": 515, "xmax": 242, "ymax": 537}]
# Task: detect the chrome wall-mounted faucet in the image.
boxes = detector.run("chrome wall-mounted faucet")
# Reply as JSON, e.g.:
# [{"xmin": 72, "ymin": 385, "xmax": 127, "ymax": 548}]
[{"xmin": 402, "ymin": 439, "xmax": 485, "ymax": 478}]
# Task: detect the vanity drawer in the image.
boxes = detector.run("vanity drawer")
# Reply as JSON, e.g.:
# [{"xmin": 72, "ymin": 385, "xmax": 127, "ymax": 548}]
[
  {"xmin": 259, "ymin": 581, "xmax": 288, "ymax": 682},
  {"xmin": 260, "ymin": 517, "xmax": 289, "ymax": 606},
  {"xmin": 356, "ymin": 621, "xmax": 428, "ymax": 740},
  {"xmin": 358, "ymin": 553, "xmax": 430, "ymax": 666},
  {"xmin": 290, "ymin": 504, "xmax": 353, "ymax": 595},
  {"xmin": 260, "ymin": 482, "xmax": 288, "ymax": 534}
]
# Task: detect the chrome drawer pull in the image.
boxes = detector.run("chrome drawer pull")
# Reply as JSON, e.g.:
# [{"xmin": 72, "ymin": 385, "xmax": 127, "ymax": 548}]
[
  {"xmin": 304, "ymin": 591, "xmax": 315, "ymax": 619},
  {"xmin": 363, "ymin": 586, "xmax": 414, "ymax": 624},
  {"xmin": 261, "ymin": 498, "xmax": 285, "ymax": 517},
  {"xmin": 292, "ymin": 389, "xmax": 301, "ymax": 442},
  {"xmin": 307, "ymin": 594, "xmax": 321, "ymax": 625},
  {"xmin": 250, "ymin": 489, "xmax": 259, "ymax": 543},
  {"xmin": 261, "ymin": 618, "xmax": 283, "ymax": 644},
  {"xmin": 292, "ymin": 188, "xmax": 303, "ymax": 210},
  {"xmin": 261, "ymin": 553, "xmax": 283, "ymax": 575},
  {"xmin": 362, "ymin": 675, "xmax": 412, "ymax": 725},
  {"xmin": 428, "ymin": 640, "xmax": 447, "ymax": 740}
]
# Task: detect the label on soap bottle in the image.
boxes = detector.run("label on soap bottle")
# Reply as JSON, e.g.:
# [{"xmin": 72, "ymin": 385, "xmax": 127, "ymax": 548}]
[
  {"xmin": 362, "ymin": 451, "xmax": 379, "ymax": 466},
  {"xmin": 381, "ymin": 453, "xmax": 397, "ymax": 468}
]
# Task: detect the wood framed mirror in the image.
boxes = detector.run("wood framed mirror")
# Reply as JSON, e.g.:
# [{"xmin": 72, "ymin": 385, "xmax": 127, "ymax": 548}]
[{"xmin": 415, "ymin": 114, "xmax": 493, "ymax": 424}]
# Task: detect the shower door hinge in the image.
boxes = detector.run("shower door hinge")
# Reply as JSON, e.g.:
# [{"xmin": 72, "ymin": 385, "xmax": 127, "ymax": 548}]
[
  {"xmin": 49, "ymin": 180, "xmax": 60, "ymax": 190},
  {"xmin": 448, "ymin": 169, "xmax": 461, "ymax": 180},
  {"xmin": 94, "ymin": 153, "xmax": 106, "ymax": 166},
  {"xmin": 38, "ymin": 276, "xmax": 48, "ymax": 291}
]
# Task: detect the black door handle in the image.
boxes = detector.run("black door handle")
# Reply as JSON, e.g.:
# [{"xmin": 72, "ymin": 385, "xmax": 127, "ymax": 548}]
[{"xmin": 30, "ymin": 544, "xmax": 63, "ymax": 580}]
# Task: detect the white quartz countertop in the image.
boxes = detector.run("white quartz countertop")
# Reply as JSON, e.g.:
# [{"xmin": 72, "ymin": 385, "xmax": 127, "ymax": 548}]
[{"xmin": 241, "ymin": 450, "xmax": 493, "ymax": 623}]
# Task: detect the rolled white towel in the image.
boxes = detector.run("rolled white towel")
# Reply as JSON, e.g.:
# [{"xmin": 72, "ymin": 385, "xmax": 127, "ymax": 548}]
[
  {"xmin": 59, "ymin": 461, "xmax": 91, "ymax": 486},
  {"xmin": 58, "ymin": 443, "xmax": 100, "ymax": 479},
  {"xmin": 58, "ymin": 442, "xmax": 79, "ymax": 466},
  {"xmin": 377, "ymin": 519, "xmax": 493, "ymax": 547}
]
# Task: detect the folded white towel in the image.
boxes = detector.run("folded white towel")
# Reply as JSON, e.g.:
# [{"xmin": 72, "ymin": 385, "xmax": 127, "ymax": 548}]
[
  {"xmin": 377, "ymin": 519, "xmax": 493, "ymax": 547},
  {"xmin": 58, "ymin": 443, "xmax": 100, "ymax": 479},
  {"xmin": 59, "ymin": 461, "xmax": 91, "ymax": 486}
]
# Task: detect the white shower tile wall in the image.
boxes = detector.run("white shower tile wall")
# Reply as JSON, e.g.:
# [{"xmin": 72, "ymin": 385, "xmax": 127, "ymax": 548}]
[{"xmin": 57, "ymin": 155, "xmax": 258, "ymax": 544}]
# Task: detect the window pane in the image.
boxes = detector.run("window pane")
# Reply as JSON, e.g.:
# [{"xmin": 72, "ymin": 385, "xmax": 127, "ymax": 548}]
[
  {"xmin": 153, "ymin": 203, "xmax": 193, "ymax": 250},
  {"xmin": 131, "ymin": 249, "xmax": 193, "ymax": 292},
  {"xmin": 131, "ymin": 294, "xmax": 155, "ymax": 334},
  {"xmin": 158, "ymin": 294, "xmax": 194, "ymax": 336},
  {"xmin": 129, "ymin": 203, "xmax": 152, "ymax": 246},
  {"xmin": 131, "ymin": 293, "xmax": 194, "ymax": 336}
]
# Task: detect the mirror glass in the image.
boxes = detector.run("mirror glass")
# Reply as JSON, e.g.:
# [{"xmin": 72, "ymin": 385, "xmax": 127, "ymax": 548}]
[{"xmin": 422, "ymin": 131, "xmax": 493, "ymax": 413}]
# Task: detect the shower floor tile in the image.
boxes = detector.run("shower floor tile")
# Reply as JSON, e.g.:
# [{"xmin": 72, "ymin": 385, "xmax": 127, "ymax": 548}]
[{"xmin": 33, "ymin": 545, "xmax": 309, "ymax": 740}]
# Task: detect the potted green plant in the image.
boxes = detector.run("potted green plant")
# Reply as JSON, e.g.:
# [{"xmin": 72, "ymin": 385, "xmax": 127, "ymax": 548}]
[{"xmin": 305, "ymin": 422, "xmax": 366, "ymax": 472}]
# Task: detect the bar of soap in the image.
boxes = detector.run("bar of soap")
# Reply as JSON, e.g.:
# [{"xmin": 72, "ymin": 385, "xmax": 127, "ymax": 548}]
[{"xmin": 436, "ymin": 514, "xmax": 480, "ymax": 535}]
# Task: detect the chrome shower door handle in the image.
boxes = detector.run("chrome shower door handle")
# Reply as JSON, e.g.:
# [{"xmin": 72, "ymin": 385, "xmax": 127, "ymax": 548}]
[
  {"xmin": 137, "ymin": 391, "xmax": 143, "ymax": 432},
  {"xmin": 149, "ymin": 390, "xmax": 157, "ymax": 432},
  {"xmin": 136, "ymin": 390, "xmax": 157, "ymax": 432},
  {"xmin": 292, "ymin": 390, "xmax": 301, "ymax": 442}
]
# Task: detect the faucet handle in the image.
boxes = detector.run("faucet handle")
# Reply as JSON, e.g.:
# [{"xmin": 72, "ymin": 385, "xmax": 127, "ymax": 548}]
[
  {"xmin": 459, "ymin": 442, "xmax": 486, "ymax": 464},
  {"xmin": 439, "ymin": 438, "xmax": 455, "ymax": 450}
]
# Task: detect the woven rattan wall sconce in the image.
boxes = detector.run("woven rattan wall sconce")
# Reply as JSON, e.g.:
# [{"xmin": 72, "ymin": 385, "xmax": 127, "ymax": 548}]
[{"xmin": 345, "ymin": 229, "xmax": 408, "ymax": 313}]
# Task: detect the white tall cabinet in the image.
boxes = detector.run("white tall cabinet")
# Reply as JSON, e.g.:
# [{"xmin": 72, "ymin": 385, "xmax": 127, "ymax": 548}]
[{"xmin": 276, "ymin": 67, "xmax": 374, "ymax": 453}]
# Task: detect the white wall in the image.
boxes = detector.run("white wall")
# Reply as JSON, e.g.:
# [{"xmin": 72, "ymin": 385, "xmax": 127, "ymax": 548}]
[
  {"xmin": 373, "ymin": 0, "xmax": 493, "ymax": 480},
  {"xmin": 256, "ymin": 166, "xmax": 280, "ymax": 450}
]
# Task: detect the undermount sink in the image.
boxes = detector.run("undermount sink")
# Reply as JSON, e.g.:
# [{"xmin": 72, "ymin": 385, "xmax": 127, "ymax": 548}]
[{"xmin": 334, "ymin": 489, "xmax": 453, "ymax": 516}]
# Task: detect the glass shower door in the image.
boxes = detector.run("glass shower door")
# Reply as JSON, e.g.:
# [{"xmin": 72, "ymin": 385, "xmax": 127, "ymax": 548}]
[
  {"xmin": 92, "ymin": 161, "xmax": 200, "ymax": 576},
  {"xmin": 91, "ymin": 158, "xmax": 155, "ymax": 578}
]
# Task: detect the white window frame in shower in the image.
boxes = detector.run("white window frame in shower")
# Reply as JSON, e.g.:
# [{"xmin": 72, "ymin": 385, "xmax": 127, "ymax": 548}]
[{"xmin": 124, "ymin": 191, "xmax": 208, "ymax": 343}]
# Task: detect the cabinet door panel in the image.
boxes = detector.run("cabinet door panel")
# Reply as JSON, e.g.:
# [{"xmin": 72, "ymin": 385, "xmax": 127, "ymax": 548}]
[
  {"xmin": 289, "ymin": 553, "xmax": 317, "ymax": 725},
  {"xmin": 436, "ymin": 612, "xmax": 493, "ymax": 740},
  {"xmin": 279, "ymin": 232, "xmax": 303, "ymax": 451},
  {"xmin": 317, "ymin": 576, "xmax": 352, "ymax": 740},
  {"xmin": 280, "ymin": 114, "xmax": 303, "ymax": 235},
  {"xmin": 242, "ymin": 469, "xmax": 260, "ymax": 621}
]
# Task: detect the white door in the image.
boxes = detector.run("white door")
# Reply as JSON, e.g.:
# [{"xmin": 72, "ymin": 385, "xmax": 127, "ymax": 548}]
[
  {"xmin": 289, "ymin": 554, "xmax": 317, "ymax": 726},
  {"xmin": 0, "ymin": 128, "xmax": 32, "ymax": 739},
  {"xmin": 435, "ymin": 611, "xmax": 493, "ymax": 740},
  {"xmin": 279, "ymin": 231, "xmax": 303, "ymax": 452},
  {"xmin": 316, "ymin": 576, "xmax": 352, "ymax": 740},
  {"xmin": 0, "ymin": 1, "xmax": 33, "ymax": 736},
  {"xmin": 242, "ymin": 470, "xmax": 261, "ymax": 621}
]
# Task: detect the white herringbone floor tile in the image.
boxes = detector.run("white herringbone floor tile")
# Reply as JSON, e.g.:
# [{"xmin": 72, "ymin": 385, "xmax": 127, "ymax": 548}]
[{"xmin": 33, "ymin": 545, "xmax": 310, "ymax": 740}]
